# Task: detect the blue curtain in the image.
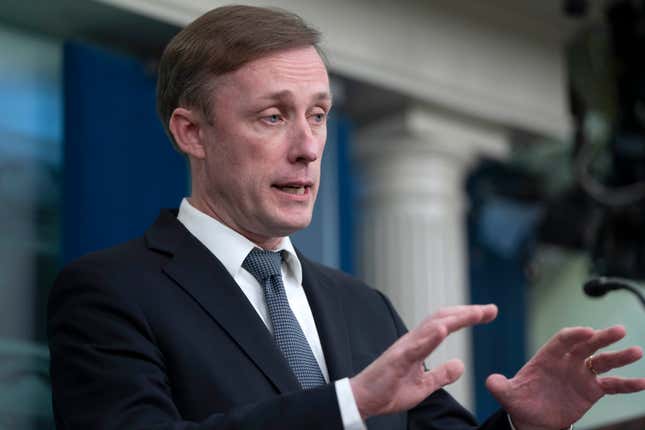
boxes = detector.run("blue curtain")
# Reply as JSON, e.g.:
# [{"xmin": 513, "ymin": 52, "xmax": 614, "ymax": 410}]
[
  {"xmin": 467, "ymin": 163, "xmax": 541, "ymax": 420},
  {"xmin": 63, "ymin": 42, "xmax": 188, "ymax": 263}
]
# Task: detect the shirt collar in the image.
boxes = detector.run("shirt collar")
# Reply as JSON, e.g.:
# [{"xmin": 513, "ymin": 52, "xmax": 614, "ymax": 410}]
[{"xmin": 177, "ymin": 198, "xmax": 302, "ymax": 284}]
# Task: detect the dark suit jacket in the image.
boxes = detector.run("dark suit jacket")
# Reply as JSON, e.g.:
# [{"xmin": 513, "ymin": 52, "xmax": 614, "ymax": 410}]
[{"xmin": 48, "ymin": 210, "xmax": 510, "ymax": 429}]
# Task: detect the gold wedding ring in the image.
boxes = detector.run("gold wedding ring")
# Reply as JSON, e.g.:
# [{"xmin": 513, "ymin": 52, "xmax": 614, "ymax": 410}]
[{"xmin": 585, "ymin": 355, "xmax": 598, "ymax": 375}]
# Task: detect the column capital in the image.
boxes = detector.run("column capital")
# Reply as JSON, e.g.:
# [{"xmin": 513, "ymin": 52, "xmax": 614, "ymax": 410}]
[
  {"xmin": 355, "ymin": 107, "xmax": 510, "ymax": 166},
  {"xmin": 354, "ymin": 107, "xmax": 510, "ymax": 206}
]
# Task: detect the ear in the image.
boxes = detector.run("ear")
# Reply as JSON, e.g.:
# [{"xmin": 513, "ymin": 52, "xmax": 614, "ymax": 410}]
[{"xmin": 168, "ymin": 107, "xmax": 207, "ymax": 159}]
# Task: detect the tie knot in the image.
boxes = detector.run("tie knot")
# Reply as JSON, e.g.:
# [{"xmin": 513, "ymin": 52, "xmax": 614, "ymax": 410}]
[{"xmin": 242, "ymin": 248, "xmax": 283, "ymax": 284}]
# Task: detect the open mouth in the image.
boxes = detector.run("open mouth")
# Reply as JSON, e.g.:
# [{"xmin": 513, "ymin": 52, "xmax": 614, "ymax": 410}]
[
  {"xmin": 276, "ymin": 185, "xmax": 306, "ymax": 195},
  {"xmin": 272, "ymin": 182, "xmax": 313, "ymax": 196}
]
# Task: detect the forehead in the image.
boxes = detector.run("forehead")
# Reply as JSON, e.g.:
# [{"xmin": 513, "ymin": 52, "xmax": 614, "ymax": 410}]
[{"xmin": 222, "ymin": 46, "xmax": 330, "ymax": 99}]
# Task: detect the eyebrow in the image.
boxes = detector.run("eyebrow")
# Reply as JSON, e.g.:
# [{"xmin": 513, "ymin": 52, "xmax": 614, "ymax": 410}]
[{"xmin": 259, "ymin": 90, "xmax": 333, "ymax": 105}]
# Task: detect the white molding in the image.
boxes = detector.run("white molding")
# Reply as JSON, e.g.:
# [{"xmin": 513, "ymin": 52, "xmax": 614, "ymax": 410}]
[
  {"xmin": 96, "ymin": 0, "xmax": 572, "ymax": 139},
  {"xmin": 94, "ymin": 0, "xmax": 198, "ymax": 25}
]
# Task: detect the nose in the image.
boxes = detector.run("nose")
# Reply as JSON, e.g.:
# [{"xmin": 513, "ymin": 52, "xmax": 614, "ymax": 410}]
[{"xmin": 287, "ymin": 117, "xmax": 321, "ymax": 164}]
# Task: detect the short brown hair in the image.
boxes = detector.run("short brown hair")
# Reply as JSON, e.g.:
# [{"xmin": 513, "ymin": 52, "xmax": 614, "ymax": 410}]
[{"xmin": 156, "ymin": 5, "xmax": 323, "ymax": 149}]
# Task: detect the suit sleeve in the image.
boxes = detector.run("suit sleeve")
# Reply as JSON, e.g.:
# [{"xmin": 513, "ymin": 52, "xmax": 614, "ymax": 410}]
[
  {"xmin": 373, "ymin": 290, "xmax": 512, "ymax": 430},
  {"xmin": 47, "ymin": 261, "xmax": 343, "ymax": 430}
]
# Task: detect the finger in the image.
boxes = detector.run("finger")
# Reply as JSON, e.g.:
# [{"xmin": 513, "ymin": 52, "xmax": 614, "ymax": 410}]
[
  {"xmin": 431, "ymin": 305, "xmax": 477, "ymax": 319},
  {"xmin": 430, "ymin": 305, "xmax": 498, "ymax": 333},
  {"xmin": 431, "ymin": 304, "xmax": 497, "ymax": 320},
  {"xmin": 538, "ymin": 326, "xmax": 595, "ymax": 358},
  {"xmin": 598, "ymin": 376, "xmax": 645, "ymax": 394},
  {"xmin": 589, "ymin": 346, "xmax": 643, "ymax": 374},
  {"xmin": 570, "ymin": 325, "xmax": 627, "ymax": 358},
  {"xmin": 485, "ymin": 373, "xmax": 510, "ymax": 400},
  {"xmin": 404, "ymin": 305, "xmax": 498, "ymax": 362},
  {"xmin": 475, "ymin": 304, "xmax": 498, "ymax": 324},
  {"xmin": 423, "ymin": 358, "xmax": 464, "ymax": 390},
  {"xmin": 397, "ymin": 324, "xmax": 448, "ymax": 363}
]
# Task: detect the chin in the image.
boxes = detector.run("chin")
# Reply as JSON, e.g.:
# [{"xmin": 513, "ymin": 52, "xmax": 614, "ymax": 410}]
[
  {"xmin": 282, "ymin": 221, "xmax": 311, "ymax": 235},
  {"xmin": 271, "ymin": 215, "xmax": 313, "ymax": 236}
]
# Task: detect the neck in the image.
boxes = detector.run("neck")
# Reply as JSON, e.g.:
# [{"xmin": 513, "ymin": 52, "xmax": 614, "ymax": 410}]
[{"xmin": 186, "ymin": 196, "xmax": 283, "ymax": 250}]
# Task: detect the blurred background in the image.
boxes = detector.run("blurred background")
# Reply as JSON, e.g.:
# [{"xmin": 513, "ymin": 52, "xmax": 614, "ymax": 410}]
[{"xmin": 0, "ymin": 0, "xmax": 643, "ymax": 428}]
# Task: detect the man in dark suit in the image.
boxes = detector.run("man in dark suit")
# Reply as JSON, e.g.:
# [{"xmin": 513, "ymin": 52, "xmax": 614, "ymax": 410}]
[{"xmin": 48, "ymin": 5, "xmax": 645, "ymax": 430}]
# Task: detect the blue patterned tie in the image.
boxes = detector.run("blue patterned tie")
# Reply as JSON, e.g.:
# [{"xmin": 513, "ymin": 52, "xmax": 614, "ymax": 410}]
[{"xmin": 242, "ymin": 248, "xmax": 326, "ymax": 389}]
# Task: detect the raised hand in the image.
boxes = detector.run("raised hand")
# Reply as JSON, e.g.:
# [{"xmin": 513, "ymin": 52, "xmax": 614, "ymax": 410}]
[
  {"xmin": 486, "ymin": 325, "xmax": 645, "ymax": 430},
  {"xmin": 350, "ymin": 304, "xmax": 498, "ymax": 419}
]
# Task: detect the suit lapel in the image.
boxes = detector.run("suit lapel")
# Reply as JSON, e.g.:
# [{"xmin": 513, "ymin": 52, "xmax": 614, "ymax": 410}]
[
  {"xmin": 300, "ymin": 256, "xmax": 354, "ymax": 380},
  {"xmin": 145, "ymin": 210, "xmax": 301, "ymax": 394}
]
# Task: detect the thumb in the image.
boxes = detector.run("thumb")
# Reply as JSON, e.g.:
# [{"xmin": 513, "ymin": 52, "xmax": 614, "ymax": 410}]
[{"xmin": 485, "ymin": 373, "xmax": 510, "ymax": 399}]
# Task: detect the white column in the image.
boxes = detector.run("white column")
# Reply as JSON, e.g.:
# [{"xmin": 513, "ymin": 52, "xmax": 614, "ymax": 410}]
[{"xmin": 355, "ymin": 107, "xmax": 508, "ymax": 408}]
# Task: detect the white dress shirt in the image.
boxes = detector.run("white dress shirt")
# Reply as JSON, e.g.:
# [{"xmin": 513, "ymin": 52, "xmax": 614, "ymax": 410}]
[{"xmin": 177, "ymin": 198, "xmax": 365, "ymax": 430}]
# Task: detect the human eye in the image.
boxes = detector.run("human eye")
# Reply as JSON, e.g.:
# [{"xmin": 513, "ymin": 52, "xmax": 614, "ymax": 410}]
[
  {"xmin": 258, "ymin": 107, "xmax": 285, "ymax": 125},
  {"xmin": 262, "ymin": 113, "xmax": 283, "ymax": 124},
  {"xmin": 308, "ymin": 109, "xmax": 327, "ymax": 125}
]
